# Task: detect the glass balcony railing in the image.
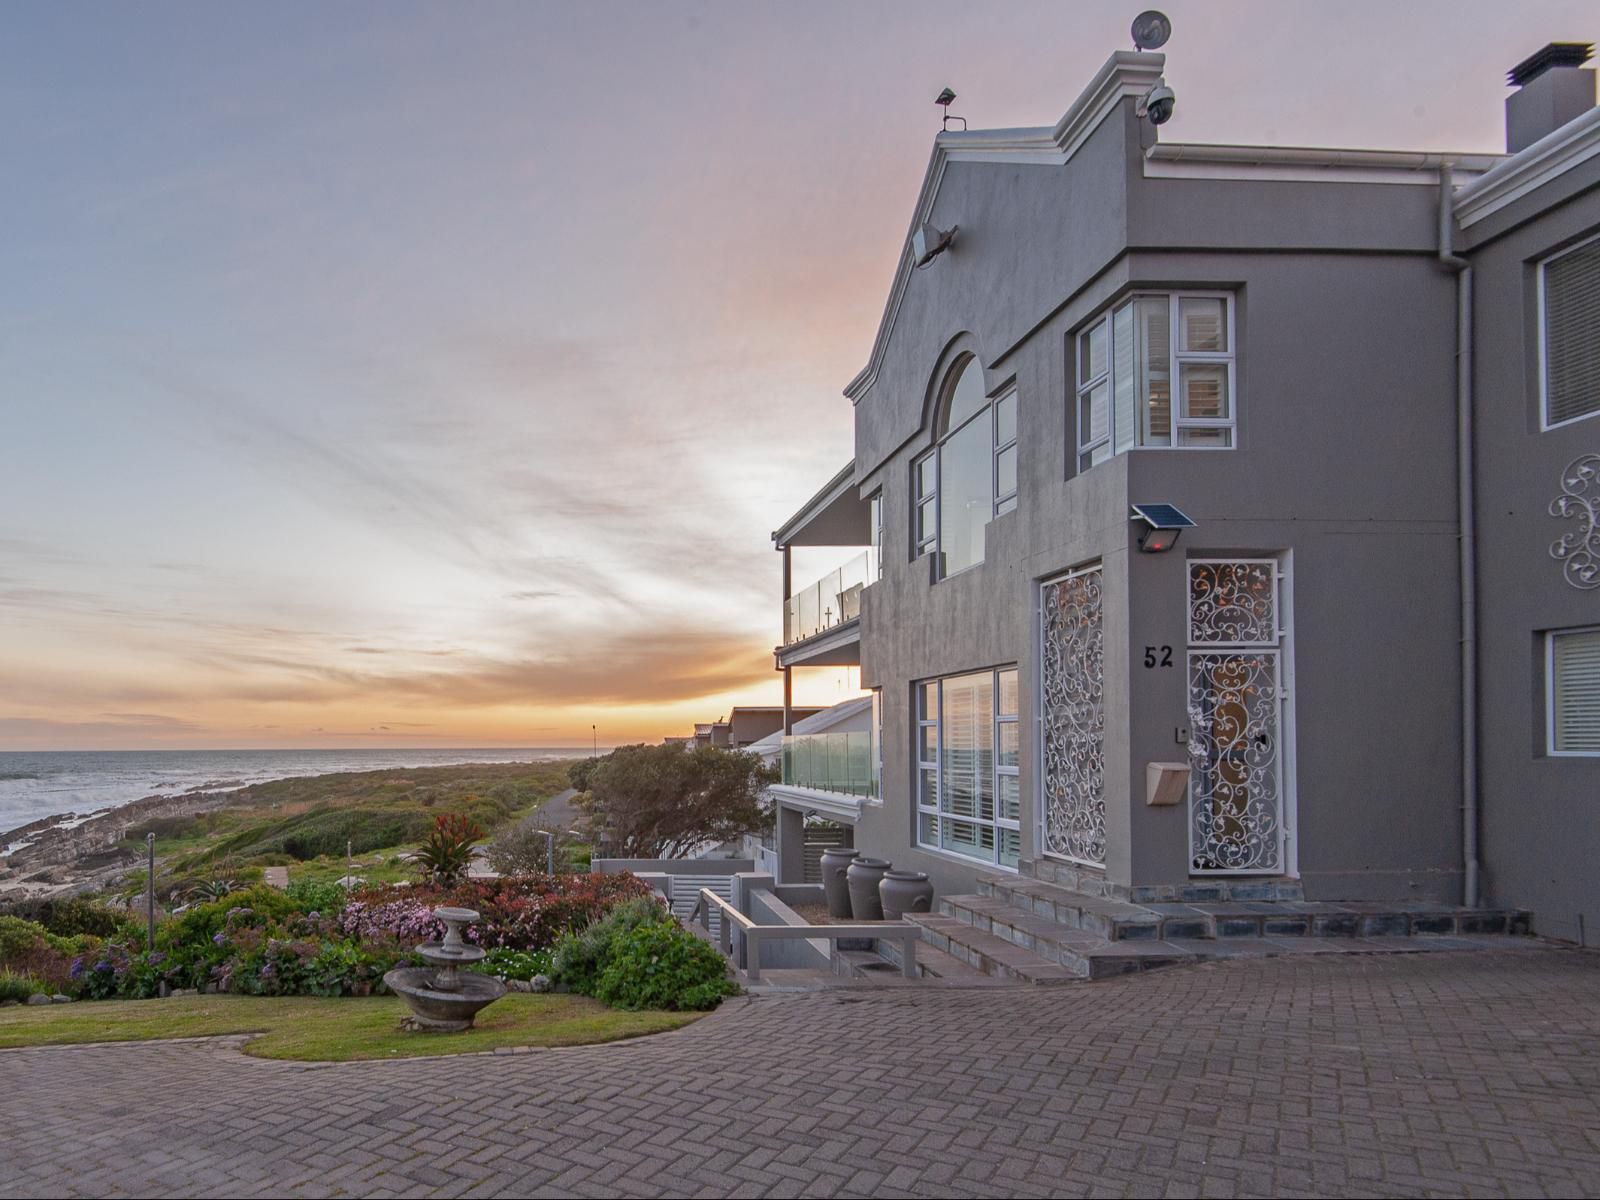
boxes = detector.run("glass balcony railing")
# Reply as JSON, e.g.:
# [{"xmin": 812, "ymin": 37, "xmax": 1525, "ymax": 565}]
[
  {"xmin": 783, "ymin": 549, "xmax": 875, "ymax": 645},
  {"xmin": 781, "ymin": 730, "xmax": 878, "ymax": 799}
]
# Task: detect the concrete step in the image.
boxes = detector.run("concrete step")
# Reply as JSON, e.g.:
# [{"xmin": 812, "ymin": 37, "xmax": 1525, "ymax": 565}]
[
  {"xmin": 906, "ymin": 913, "xmax": 1088, "ymax": 984},
  {"xmin": 976, "ymin": 873, "xmax": 1164, "ymax": 941},
  {"xmin": 1143, "ymin": 899, "xmax": 1529, "ymax": 939},
  {"xmin": 873, "ymin": 932, "xmax": 998, "ymax": 983},
  {"xmin": 932, "ymin": 897, "xmax": 1199, "ymax": 980}
]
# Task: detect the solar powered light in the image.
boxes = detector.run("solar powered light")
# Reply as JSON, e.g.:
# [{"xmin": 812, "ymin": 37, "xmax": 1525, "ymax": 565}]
[{"xmin": 1131, "ymin": 503, "xmax": 1195, "ymax": 553}]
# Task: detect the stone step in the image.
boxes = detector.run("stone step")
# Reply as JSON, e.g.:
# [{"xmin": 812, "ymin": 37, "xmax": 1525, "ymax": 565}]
[
  {"xmin": 976, "ymin": 873, "xmax": 1164, "ymax": 941},
  {"xmin": 935, "ymin": 896, "xmax": 1199, "ymax": 980},
  {"xmin": 872, "ymin": 932, "xmax": 997, "ymax": 983},
  {"xmin": 1143, "ymin": 899, "xmax": 1529, "ymax": 939},
  {"xmin": 906, "ymin": 913, "xmax": 1086, "ymax": 984}
]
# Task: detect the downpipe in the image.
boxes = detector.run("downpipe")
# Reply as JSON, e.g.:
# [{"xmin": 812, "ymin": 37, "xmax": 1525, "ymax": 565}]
[{"xmin": 1438, "ymin": 164, "xmax": 1480, "ymax": 909}]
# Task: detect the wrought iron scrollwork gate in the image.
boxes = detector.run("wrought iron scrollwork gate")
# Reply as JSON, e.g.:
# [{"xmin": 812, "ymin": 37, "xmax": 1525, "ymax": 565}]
[
  {"xmin": 1039, "ymin": 564, "xmax": 1106, "ymax": 867},
  {"xmin": 1187, "ymin": 559, "xmax": 1287, "ymax": 874}
]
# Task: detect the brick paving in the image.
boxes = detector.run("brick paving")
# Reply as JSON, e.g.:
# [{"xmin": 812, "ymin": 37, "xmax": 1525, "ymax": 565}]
[{"xmin": 4, "ymin": 948, "xmax": 1600, "ymax": 1198}]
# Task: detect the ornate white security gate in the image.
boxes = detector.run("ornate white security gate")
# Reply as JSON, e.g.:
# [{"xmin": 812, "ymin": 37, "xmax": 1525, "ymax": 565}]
[
  {"xmin": 1187, "ymin": 559, "xmax": 1288, "ymax": 874},
  {"xmin": 1039, "ymin": 564, "xmax": 1106, "ymax": 867}
]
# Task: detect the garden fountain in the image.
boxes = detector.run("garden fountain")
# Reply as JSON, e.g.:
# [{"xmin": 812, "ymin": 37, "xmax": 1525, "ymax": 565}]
[{"xmin": 383, "ymin": 906, "xmax": 507, "ymax": 1032}]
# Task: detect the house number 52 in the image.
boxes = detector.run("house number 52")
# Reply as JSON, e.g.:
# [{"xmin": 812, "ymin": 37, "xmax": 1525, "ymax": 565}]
[{"xmin": 1143, "ymin": 646, "xmax": 1174, "ymax": 668}]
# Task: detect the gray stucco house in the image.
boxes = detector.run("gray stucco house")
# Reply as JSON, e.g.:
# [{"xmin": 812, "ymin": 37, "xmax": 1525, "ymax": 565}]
[{"xmin": 767, "ymin": 38, "xmax": 1600, "ymax": 965}]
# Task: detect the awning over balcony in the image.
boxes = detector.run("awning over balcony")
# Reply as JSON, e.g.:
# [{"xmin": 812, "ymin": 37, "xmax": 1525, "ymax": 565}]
[{"xmin": 772, "ymin": 461, "xmax": 869, "ymax": 548}]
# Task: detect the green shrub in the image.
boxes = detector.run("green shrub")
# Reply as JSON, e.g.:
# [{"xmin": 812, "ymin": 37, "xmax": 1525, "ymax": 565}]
[
  {"xmin": 0, "ymin": 897, "xmax": 135, "ymax": 940},
  {"xmin": 0, "ymin": 971, "xmax": 44, "ymax": 1003},
  {"xmin": 283, "ymin": 879, "xmax": 349, "ymax": 915},
  {"xmin": 551, "ymin": 896, "xmax": 675, "ymax": 997},
  {"xmin": 477, "ymin": 947, "xmax": 553, "ymax": 981},
  {"xmin": 162, "ymin": 885, "xmax": 300, "ymax": 948},
  {"xmin": 592, "ymin": 922, "xmax": 737, "ymax": 1011}
]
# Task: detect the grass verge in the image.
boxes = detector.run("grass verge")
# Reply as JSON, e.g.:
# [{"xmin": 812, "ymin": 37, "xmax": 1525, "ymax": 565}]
[{"xmin": 0, "ymin": 993, "xmax": 699, "ymax": 1061}]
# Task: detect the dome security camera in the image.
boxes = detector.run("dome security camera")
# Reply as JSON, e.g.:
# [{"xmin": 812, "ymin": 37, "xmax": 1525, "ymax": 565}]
[{"xmin": 1140, "ymin": 80, "xmax": 1176, "ymax": 126}]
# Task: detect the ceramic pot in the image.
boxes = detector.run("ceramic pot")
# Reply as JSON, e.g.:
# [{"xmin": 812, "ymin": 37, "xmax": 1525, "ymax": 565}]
[
  {"xmin": 818, "ymin": 846, "xmax": 860, "ymax": 919},
  {"xmin": 879, "ymin": 870, "xmax": 934, "ymax": 920},
  {"xmin": 845, "ymin": 857, "xmax": 891, "ymax": 920}
]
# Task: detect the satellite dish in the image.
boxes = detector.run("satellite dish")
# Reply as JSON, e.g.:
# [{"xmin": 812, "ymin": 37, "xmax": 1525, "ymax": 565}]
[{"xmin": 1131, "ymin": 9, "xmax": 1172, "ymax": 51}]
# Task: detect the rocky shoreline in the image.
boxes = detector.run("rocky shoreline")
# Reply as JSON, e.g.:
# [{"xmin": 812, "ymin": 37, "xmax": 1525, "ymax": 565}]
[{"xmin": 0, "ymin": 789, "xmax": 236, "ymax": 901}]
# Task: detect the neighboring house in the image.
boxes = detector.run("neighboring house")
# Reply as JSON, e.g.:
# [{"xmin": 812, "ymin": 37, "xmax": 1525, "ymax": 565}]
[
  {"xmin": 664, "ymin": 707, "xmax": 824, "ymax": 750},
  {"xmin": 768, "ymin": 39, "xmax": 1600, "ymax": 944},
  {"xmin": 744, "ymin": 696, "xmax": 876, "ymax": 878}
]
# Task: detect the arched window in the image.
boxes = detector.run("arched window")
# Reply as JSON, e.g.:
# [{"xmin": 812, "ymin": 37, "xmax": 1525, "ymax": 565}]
[{"xmin": 914, "ymin": 355, "xmax": 1018, "ymax": 578}]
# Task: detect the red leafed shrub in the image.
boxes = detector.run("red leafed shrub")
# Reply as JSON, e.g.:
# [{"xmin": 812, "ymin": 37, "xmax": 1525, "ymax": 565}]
[
  {"xmin": 349, "ymin": 873, "xmax": 657, "ymax": 951},
  {"xmin": 413, "ymin": 812, "xmax": 484, "ymax": 884}
]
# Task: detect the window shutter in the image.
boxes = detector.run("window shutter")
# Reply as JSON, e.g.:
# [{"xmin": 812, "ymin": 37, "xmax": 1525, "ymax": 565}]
[
  {"xmin": 1552, "ymin": 628, "xmax": 1600, "ymax": 753},
  {"xmin": 1545, "ymin": 238, "xmax": 1600, "ymax": 427}
]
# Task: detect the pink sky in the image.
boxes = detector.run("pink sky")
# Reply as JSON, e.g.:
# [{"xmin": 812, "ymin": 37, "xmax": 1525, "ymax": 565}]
[{"xmin": 0, "ymin": 1, "xmax": 1592, "ymax": 748}]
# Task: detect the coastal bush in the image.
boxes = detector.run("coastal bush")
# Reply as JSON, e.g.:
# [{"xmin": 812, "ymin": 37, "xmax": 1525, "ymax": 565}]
[
  {"xmin": 550, "ymin": 897, "xmax": 675, "ymax": 996},
  {"xmin": 573, "ymin": 743, "xmax": 773, "ymax": 859},
  {"xmin": 284, "ymin": 879, "xmax": 350, "ymax": 915},
  {"xmin": 0, "ymin": 897, "xmax": 135, "ymax": 940},
  {"xmin": 485, "ymin": 817, "xmax": 581, "ymax": 876},
  {"xmin": 0, "ymin": 971, "xmax": 44, "ymax": 1003},
  {"xmin": 348, "ymin": 873, "xmax": 656, "ymax": 951},
  {"xmin": 592, "ymin": 922, "xmax": 738, "ymax": 1012}
]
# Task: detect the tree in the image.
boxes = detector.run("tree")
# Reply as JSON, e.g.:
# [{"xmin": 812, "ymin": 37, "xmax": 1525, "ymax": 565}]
[
  {"xmin": 573, "ymin": 743, "xmax": 774, "ymax": 860},
  {"xmin": 485, "ymin": 814, "xmax": 582, "ymax": 876}
]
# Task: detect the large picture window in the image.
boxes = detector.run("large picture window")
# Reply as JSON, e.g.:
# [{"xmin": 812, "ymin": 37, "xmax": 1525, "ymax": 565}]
[
  {"xmin": 914, "ymin": 355, "xmax": 1018, "ymax": 578},
  {"xmin": 1076, "ymin": 292, "xmax": 1235, "ymax": 471},
  {"xmin": 916, "ymin": 666, "xmax": 1021, "ymax": 869},
  {"xmin": 1540, "ymin": 231, "xmax": 1600, "ymax": 430}
]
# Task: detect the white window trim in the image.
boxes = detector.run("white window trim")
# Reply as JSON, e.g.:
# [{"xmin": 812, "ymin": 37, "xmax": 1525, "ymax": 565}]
[
  {"xmin": 1075, "ymin": 291, "xmax": 1237, "ymax": 471},
  {"xmin": 915, "ymin": 666, "xmax": 1021, "ymax": 871},
  {"xmin": 1547, "ymin": 625, "xmax": 1600, "ymax": 756},
  {"xmin": 993, "ymin": 386, "xmax": 1018, "ymax": 516},
  {"xmin": 915, "ymin": 370, "xmax": 1016, "ymax": 578},
  {"xmin": 913, "ymin": 450, "xmax": 938, "ymax": 560},
  {"xmin": 869, "ymin": 491, "xmax": 884, "ymax": 581},
  {"xmin": 1538, "ymin": 229, "xmax": 1600, "ymax": 432}
]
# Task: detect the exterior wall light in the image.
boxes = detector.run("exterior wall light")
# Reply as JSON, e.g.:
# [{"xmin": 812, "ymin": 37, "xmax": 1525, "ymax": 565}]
[{"xmin": 1131, "ymin": 503, "xmax": 1195, "ymax": 553}]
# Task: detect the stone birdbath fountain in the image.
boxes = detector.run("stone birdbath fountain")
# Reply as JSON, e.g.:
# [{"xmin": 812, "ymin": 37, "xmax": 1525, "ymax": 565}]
[{"xmin": 383, "ymin": 906, "xmax": 507, "ymax": 1032}]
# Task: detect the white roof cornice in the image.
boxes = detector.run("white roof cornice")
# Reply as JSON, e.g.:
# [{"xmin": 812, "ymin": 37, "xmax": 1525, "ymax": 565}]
[
  {"xmin": 844, "ymin": 51, "xmax": 1165, "ymax": 405},
  {"xmin": 1453, "ymin": 105, "xmax": 1600, "ymax": 228}
]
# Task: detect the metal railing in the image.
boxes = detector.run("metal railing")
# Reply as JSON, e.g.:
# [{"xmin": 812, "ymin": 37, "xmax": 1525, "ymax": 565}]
[
  {"xmin": 781, "ymin": 730, "xmax": 878, "ymax": 798},
  {"xmin": 689, "ymin": 887, "xmax": 918, "ymax": 983},
  {"xmin": 783, "ymin": 549, "xmax": 875, "ymax": 645}
]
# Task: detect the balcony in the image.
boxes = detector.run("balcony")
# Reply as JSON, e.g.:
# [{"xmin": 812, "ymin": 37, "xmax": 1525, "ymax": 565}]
[
  {"xmin": 781, "ymin": 729, "xmax": 878, "ymax": 799},
  {"xmin": 783, "ymin": 549, "xmax": 875, "ymax": 646}
]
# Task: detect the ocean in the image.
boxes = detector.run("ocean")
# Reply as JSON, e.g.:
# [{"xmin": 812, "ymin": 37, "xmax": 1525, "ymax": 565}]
[{"xmin": 0, "ymin": 748, "xmax": 599, "ymax": 836}]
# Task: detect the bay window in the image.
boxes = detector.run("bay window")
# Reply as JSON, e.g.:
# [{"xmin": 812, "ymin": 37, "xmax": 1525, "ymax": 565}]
[
  {"xmin": 916, "ymin": 666, "xmax": 1021, "ymax": 869},
  {"xmin": 1076, "ymin": 292, "xmax": 1235, "ymax": 471}
]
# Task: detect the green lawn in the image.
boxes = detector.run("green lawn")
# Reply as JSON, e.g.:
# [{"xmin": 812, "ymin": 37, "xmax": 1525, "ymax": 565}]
[{"xmin": 0, "ymin": 993, "xmax": 699, "ymax": 1061}]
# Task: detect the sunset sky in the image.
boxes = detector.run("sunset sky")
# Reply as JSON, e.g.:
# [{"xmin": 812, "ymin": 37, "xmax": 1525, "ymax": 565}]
[{"xmin": 2, "ymin": 1, "xmax": 1593, "ymax": 749}]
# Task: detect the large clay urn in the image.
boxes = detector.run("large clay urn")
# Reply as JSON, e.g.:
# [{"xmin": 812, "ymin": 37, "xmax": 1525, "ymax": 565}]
[
  {"xmin": 818, "ymin": 846, "xmax": 859, "ymax": 919},
  {"xmin": 845, "ymin": 857, "xmax": 891, "ymax": 920},
  {"xmin": 879, "ymin": 870, "xmax": 934, "ymax": 920}
]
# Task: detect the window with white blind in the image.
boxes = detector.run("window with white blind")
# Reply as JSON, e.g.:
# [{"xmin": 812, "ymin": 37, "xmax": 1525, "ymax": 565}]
[
  {"xmin": 1549, "ymin": 627, "xmax": 1600, "ymax": 755},
  {"xmin": 1075, "ymin": 292, "xmax": 1235, "ymax": 472},
  {"xmin": 915, "ymin": 666, "xmax": 1021, "ymax": 868},
  {"xmin": 1541, "ymin": 231, "xmax": 1600, "ymax": 430}
]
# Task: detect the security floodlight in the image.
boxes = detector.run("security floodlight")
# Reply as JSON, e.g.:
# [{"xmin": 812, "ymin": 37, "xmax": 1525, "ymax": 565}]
[
  {"xmin": 935, "ymin": 85, "xmax": 966, "ymax": 131},
  {"xmin": 1131, "ymin": 503, "xmax": 1195, "ymax": 553},
  {"xmin": 912, "ymin": 221, "xmax": 957, "ymax": 267},
  {"xmin": 935, "ymin": 87, "xmax": 957, "ymax": 107},
  {"xmin": 1131, "ymin": 10, "xmax": 1172, "ymax": 51}
]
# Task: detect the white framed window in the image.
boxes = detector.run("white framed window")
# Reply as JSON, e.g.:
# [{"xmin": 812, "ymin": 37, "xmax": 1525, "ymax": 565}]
[
  {"xmin": 872, "ymin": 688, "xmax": 884, "ymax": 801},
  {"xmin": 869, "ymin": 491, "xmax": 884, "ymax": 580},
  {"xmin": 1076, "ymin": 291, "xmax": 1235, "ymax": 472},
  {"xmin": 994, "ymin": 388, "xmax": 1018, "ymax": 516},
  {"xmin": 915, "ymin": 666, "xmax": 1021, "ymax": 869},
  {"xmin": 914, "ymin": 356, "xmax": 1017, "ymax": 577},
  {"xmin": 1548, "ymin": 626, "xmax": 1600, "ymax": 755},
  {"xmin": 913, "ymin": 450, "xmax": 938, "ymax": 560},
  {"xmin": 1539, "ymin": 230, "xmax": 1600, "ymax": 430}
]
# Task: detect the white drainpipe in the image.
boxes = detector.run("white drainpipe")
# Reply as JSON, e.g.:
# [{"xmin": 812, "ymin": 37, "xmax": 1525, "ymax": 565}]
[{"xmin": 1438, "ymin": 163, "xmax": 1480, "ymax": 908}]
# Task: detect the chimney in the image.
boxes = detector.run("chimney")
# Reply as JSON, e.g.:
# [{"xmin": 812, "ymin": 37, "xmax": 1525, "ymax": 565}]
[{"xmin": 1505, "ymin": 42, "xmax": 1595, "ymax": 153}]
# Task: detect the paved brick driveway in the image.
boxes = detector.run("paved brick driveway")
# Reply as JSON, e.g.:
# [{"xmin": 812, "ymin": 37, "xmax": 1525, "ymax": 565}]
[{"xmin": 4, "ymin": 948, "xmax": 1599, "ymax": 1198}]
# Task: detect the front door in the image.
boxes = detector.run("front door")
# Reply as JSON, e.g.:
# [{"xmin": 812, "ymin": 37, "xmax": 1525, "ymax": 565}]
[
  {"xmin": 1186, "ymin": 559, "xmax": 1291, "ymax": 874},
  {"xmin": 1039, "ymin": 564, "xmax": 1106, "ymax": 867}
]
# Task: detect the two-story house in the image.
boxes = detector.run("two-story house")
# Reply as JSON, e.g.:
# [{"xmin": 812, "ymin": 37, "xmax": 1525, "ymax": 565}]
[{"xmin": 768, "ymin": 39, "xmax": 1600, "ymax": 975}]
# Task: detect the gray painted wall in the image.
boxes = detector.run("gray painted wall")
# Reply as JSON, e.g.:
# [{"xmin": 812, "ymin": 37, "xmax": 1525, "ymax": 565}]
[
  {"xmin": 846, "ymin": 95, "xmax": 1475, "ymax": 903},
  {"xmin": 1462, "ymin": 171, "xmax": 1600, "ymax": 945}
]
